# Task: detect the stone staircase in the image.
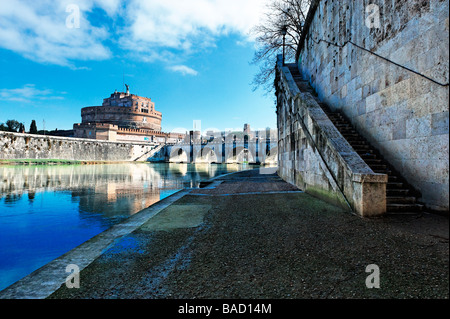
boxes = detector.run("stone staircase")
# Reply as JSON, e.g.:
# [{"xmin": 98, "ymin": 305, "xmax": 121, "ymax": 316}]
[
  {"xmin": 133, "ymin": 143, "xmax": 165, "ymax": 162},
  {"xmin": 287, "ymin": 64, "xmax": 424, "ymax": 215}
]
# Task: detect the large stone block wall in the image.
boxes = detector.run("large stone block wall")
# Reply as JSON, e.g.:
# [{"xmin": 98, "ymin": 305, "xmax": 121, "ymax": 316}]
[
  {"xmin": 299, "ymin": 0, "xmax": 449, "ymax": 211},
  {"xmin": 276, "ymin": 58, "xmax": 388, "ymax": 217},
  {"xmin": 0, "ymin": 132, "xmax": 155, "ymax": 162}
]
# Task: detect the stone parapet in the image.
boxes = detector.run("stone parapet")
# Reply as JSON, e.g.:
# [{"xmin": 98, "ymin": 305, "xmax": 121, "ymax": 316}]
[
  {"xmin": 276, "ymin": 56, "xmax": 387, "ymax": 217},
  {"xmin": 0, "ymin": 131, "xmax": 157, "ymax": 162}
]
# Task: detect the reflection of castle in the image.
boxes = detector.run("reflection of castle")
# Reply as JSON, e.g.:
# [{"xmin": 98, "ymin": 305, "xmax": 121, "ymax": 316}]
[
  {"xmin": 0, "ymin": 163, "xmax": 237, "ymax": 214},
  {"xmin": 73, "ymin": 86, "xmax": 184, "ymax": 144},
  {"xmin": 73, "ymin": 185, "xmax": 161, "ymax": 218},
  {"xmin": 0, "ymin": 164, "xmax": 182, "ymax": 217}
]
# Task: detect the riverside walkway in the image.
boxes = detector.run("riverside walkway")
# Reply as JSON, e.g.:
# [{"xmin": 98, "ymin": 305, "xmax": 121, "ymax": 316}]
[{"xmin": 1, "ymin": 168, "xmax": 448, "ymax": 299}]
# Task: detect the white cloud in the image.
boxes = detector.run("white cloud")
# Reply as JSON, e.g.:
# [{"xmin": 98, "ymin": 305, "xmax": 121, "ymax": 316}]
[
  {"xmin": 0, "ymin": 0, "xmax": 269, "ymax": 67},
  {"xmin": 0, "ymin": 84, "xmax": 65, "ymax": 103},
  {"xmin": 119, "ymin": 0, "xmax": 269, "ymax": 57},
  {"xmin": 168, "ymin": 65, "xmax": 199, "ymax": 76},
  {"xmin": 0, "ymin": 0, "xmax": 116, "ymax": 67}
]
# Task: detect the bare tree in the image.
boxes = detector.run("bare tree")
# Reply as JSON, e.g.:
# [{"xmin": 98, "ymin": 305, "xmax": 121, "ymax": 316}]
[{"xmin": 250, "ymin": 0, "xmax": 311, "ymax": 94}]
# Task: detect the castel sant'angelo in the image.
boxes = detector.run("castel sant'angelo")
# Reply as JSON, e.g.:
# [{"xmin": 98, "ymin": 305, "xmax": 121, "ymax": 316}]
[{"xmin": 73, "ymin": 85, "xmax": 183, "ymax": 144}]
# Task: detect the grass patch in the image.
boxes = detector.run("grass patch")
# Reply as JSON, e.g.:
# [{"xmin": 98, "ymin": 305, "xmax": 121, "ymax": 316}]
[
  {"xmin": 0, "ymin": 159, "xmax": 137, "ymax": 166},
  {"xmin": 1, "ymin": 159, "xmax": 86, "ymax": 166}
]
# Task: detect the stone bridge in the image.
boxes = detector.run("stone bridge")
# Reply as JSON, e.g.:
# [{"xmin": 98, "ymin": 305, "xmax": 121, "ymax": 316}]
[{"xmin": 151, "ymin": 138, "xmax": 278, "ymax": 164}]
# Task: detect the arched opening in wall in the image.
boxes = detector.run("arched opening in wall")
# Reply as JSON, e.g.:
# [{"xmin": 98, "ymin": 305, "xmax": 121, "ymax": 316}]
[
  {"xmin": 265, "ymin": 147, "xmax": 278, "ymax": 164},
  {"xmin": 169, "ymin": 147, "xmax": 188, "ymax": 163},
  {"xmin": 226, "ymin": 147, "xmax": 255, "ymax": 164},
  {"xmin": 198, "ymin": 147, "xmax": 218, "ymax": 164}
]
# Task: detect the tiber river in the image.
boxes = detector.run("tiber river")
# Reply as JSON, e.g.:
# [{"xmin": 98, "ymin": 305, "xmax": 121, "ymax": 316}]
[{"xmin": 0, "ymin": 163, "xmax": 255, "ymax": 292}]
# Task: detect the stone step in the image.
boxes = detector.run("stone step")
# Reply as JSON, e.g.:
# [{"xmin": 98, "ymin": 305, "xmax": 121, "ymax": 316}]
[
  {"xmin": 346, "ymin": 140, "xmax": 367, "ymax": 146},
  {"xmin": 346, "ymin": 137, "xmax": 367, "ymax": 143},
  {"xmin": 341, "ymin": 131, "xmax": 362, "ymax": 139},
  {"xmin": 369, "ymin": 164, "xmax": 388, "ymax": 170},
  {"xmin": 298, "ymin": 86, "xmax": 314, "ymax": 93},
  {"xmin": 352, "ymin": 145, "xmax": 371, "ymax": 150},
  {"xmin": 289, "ymin": 72, "xmax": 425, "ymax": 216},
  {"xmin": 340, "ymin": 130, "xmax": 358, "ymax": 136},
  {"xmin": 373, "ymin": 169, "xmax": 392, "ymax": 175},
  {"xmin": 338, "ymin": 130, "xmax": 357, "ymax": 135},
  {"xmin": 351, "ymin": 141, "xmax": 370, "ymax": 146},
  {"xmin": 386, "ymin": 203, "xmax": 424, "ymax": 213},
  {"xmin": 364, "ymin": 158, "xmax": 383, "ymax": 164},
  {"xmin": 351, "ymin": 142, "xmax": 370, "ymax": 148},
  {"xmin": 357, "ymin": 150, "xmax": 375, "ymax": 156},
  {"xmin": 387, "ymin": 182, "xmax": 404, "ymax": 189},
  {"xmin": 334, "ymin": 123, "xmax": 350, "ymax": 127},
  {"xmin": 387, "ymin": 188, "xmax": 410, "ymax": 196},
  {"xmin": 387, "ymin": 196, "xmax": 417, "ymax": 204},
  {"xmin": 360, "ymin": 153, "xmax": 378, "ymax": 159},
  {"xmin": 328, "ymin": 116, "xmax": 345, "ymax": 122},
  {"xmin": 388, "ymin": 175, "xmax": 398, "ymax": 182}
]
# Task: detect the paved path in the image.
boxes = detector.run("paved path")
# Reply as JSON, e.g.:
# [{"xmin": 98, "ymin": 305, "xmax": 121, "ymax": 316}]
[{"xmin": 5, "ymin": 168, "xmax": 449, "ymax": 299}]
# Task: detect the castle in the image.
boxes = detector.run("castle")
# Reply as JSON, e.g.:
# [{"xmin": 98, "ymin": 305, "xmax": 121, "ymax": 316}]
[{"xmin": 73, "ymin": 86, "xmax": 183, "ymax": 144}]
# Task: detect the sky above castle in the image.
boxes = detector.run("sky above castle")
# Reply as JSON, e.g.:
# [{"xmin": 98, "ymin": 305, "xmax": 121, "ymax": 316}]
[{"xmin": 0, "ymin": 0, "xmax": 276, "ymax": 134}]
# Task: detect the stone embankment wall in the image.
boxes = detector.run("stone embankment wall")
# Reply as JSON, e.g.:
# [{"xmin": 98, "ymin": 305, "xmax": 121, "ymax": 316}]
[
  {"xmin": 297, "ymin": 0, "xmax": 449, "ymax": 212},
  {"xmin": 276, "ymin": 58, "xmax": 387, "ymax": 217},
  {"xmin": 0, "ymin": 131, "xmax": 156, "ymax": 162}
]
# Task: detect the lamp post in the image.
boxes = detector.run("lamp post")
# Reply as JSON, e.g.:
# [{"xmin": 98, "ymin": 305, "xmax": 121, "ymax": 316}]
[{"xmin": 281, "ymin": 25, "xmax": 287, "ymax": 65}]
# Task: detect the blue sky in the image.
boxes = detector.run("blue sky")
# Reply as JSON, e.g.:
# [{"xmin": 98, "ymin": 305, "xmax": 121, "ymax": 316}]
[{"xmin": 0, "ymin": 0, "xmax": 276, "ymax": 134}]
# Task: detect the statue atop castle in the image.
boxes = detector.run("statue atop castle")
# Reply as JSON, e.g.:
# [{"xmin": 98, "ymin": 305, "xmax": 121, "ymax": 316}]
[{"xmin": 125, "ymin": 84, "xmax": 130, "ymax": 95}]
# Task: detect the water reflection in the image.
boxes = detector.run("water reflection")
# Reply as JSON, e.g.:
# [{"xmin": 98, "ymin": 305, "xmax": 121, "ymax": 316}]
[
  {"xmin": 0, "ymin": 162, "xmax": 254, "ymax": 291},
  {"xmin": 0, "ymin": 163, "xmax": 247, "ymax": 216}
]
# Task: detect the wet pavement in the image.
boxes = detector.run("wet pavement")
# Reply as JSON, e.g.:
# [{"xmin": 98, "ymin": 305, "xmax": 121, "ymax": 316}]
[{"xmin": 2, "ymin": 168, "xmax": 448, "ymax": 299}]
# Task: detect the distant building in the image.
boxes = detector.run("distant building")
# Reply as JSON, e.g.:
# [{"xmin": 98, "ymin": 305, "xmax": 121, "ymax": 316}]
[
  {"xmin": 243, "ymin": 123, "xmax": 251, "ymax": 134},
  {"xmin": 73, "ymin": 87, "xmax": 184, "ymax": 144}
]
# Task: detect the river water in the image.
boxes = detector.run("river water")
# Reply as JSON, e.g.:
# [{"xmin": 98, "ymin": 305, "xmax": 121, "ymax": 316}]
[{"xmin": 0, "ymin": 163, "xmax": 255, "ymax": 292}]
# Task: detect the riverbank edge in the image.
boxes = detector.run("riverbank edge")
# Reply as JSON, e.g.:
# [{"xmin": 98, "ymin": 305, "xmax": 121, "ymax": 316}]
[
  {"xmin": 0, "ymin": 159, "xmax": 146, "ymax": 165},
  {"xmin": 0, "ymin": 167, "xmax": 262, "ymax": 299},
  {"xmin": 0, "ymin": 187, "xmax": 193, "ymax": 299},
  {"xmin": 0, "ymin": 160, "xmax": 269, "ymax": 166}
]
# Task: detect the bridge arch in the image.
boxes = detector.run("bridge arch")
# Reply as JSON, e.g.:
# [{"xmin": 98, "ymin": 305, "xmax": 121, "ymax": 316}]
[
  {"xmin": 198, "ymin": 146, "xmax": 219, "ymax": 163},
  {"xmin": 226, "ymin": 146, "xmax": 255, "ymax": 163},
  {"xmin": 169, "ymin": 146, "xmax": 189, "ymax": 163},
  {"xmin": 264, "ymin": 146, "xmax": 278, "ymax": 164}
]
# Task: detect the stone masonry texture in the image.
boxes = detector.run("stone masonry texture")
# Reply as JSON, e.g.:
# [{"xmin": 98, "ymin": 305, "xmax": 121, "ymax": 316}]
[
  {"xmin": 298, "ymin": 0, "xmax": 449, "ymax": 212},
  {"xmin": 0, "ymin": 131, "xmax": 155, "ymax": 162}
]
